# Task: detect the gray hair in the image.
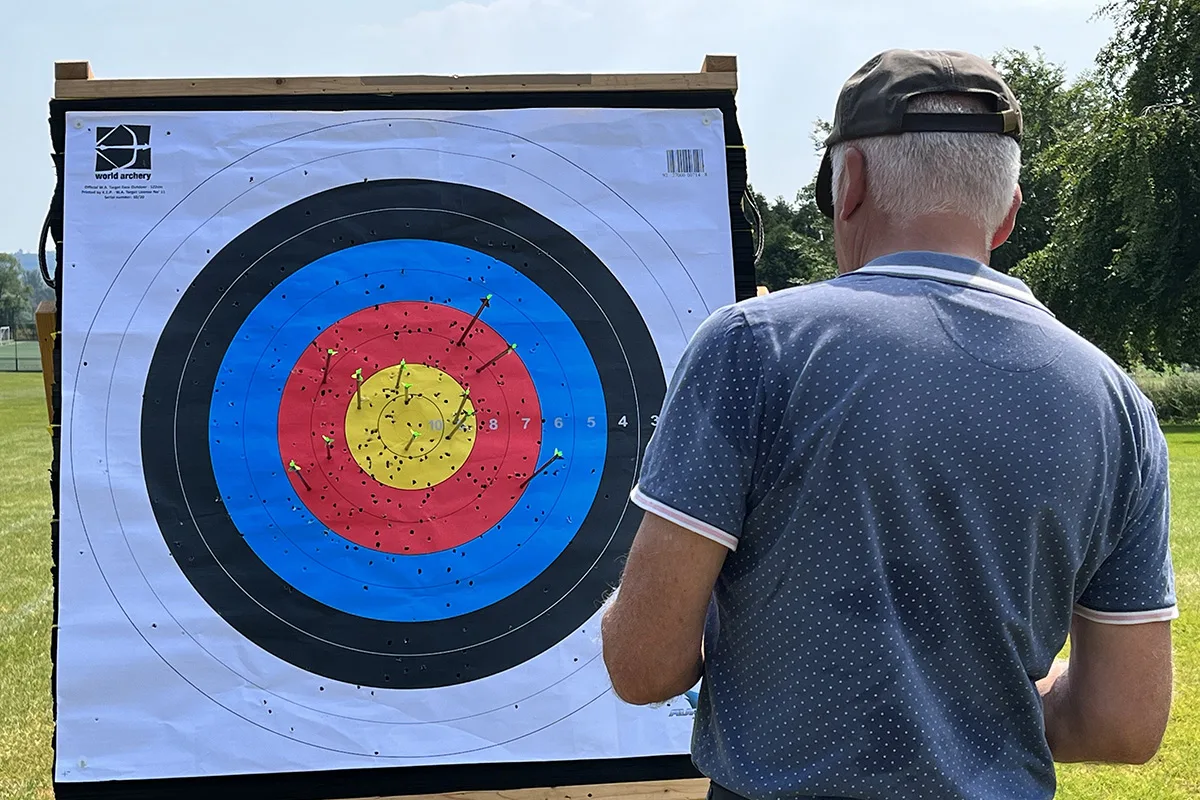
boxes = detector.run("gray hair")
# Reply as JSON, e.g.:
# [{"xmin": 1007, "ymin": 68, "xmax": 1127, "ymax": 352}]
[{"xmin": 829, "ymin": 93, "xmax": 1021, "ymax": 233}]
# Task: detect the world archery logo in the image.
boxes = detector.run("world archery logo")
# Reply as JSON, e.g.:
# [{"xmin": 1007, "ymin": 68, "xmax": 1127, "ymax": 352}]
[{"xmin": 95, "ymin": 125, "xmax": 152, "ymax": 177}]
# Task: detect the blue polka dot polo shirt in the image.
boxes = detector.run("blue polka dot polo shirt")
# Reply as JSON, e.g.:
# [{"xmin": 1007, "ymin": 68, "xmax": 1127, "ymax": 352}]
[{"xmin": 630, "ymin": 251, "xmax": 1177, "ymax": 800}]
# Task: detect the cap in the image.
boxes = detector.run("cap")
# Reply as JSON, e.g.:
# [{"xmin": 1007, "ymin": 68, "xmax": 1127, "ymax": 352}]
[{"xmin": 815, "ymin": 49, "xmax": 1023, "ymax": 218}]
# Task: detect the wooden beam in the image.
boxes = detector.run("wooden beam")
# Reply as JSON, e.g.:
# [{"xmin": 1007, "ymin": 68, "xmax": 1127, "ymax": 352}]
[
  {"xmin": 701, "ymin": 55, "xmax": 738, "ymax": 74},
  {"xmin": 52, "ymin": 65, "xmax": 737, "ymax": 100},
  {"xmin": 35, "ymin": 300, "xmax": 56, "ymax": 423},
  {"xmin": 366, "ymin": 778, "xmax": 710, "ymax": 800},
  {"xmin": 54, "ymin": 60, "xmax": 93, "ymax": 81}
]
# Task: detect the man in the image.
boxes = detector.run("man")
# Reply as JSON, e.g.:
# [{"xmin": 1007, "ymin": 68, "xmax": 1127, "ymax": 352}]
[{"xmin": 601, "ymin": 49, "xmax": 1176, "ymax": 800}]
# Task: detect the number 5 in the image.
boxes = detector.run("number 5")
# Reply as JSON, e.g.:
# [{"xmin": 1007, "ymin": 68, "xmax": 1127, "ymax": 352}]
[{"xmin": 587, "ymin": 416, "xmax": 596, "ymax": 427}]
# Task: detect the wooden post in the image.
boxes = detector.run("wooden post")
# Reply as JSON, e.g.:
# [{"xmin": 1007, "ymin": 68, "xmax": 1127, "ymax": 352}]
[{"xmin": 36, "ymin": 300, "xmax": 56, "ymax": 422}]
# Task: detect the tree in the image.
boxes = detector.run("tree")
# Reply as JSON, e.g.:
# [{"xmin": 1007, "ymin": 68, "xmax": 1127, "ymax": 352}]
[
  {"xmin": 749, "ymin": 181, "xmax": 837, "ymax": 291},
  {"xmin": 1013, "ymin": 0, "xmax": 1200, "ymax": 367},
  {"xmin": 990, "ymin": 49, "xmax": 1102, "ymax": 274},
  {"xmin": 23, "ymin": 266, "xmax": 55, "ymax": 310},
  {"xmin": 0, "ymin": 254, "xmax": 32, "ymax": 330}
]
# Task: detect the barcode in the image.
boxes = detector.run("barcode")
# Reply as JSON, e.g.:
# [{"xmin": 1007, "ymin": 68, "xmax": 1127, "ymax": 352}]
[{"xmin": 665, "ymin": 148, "xmax": 706, "ymax": 175}]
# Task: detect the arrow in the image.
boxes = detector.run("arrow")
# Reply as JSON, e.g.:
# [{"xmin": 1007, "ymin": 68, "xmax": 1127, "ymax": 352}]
[
  {"xmin": 456, "ymin": 294, "xmax": 493, "ymax": 346},
  {"xmin": 320, "ymin": 348, "xmax": 338, "ymax": 385},
  {"xmin": 520, "ymin": 448, "xmax": 564, "ymax": 488},
  {"xmin": 287, "ymin": 460, "xmax": 312, "ymax": 490},
  {"xmin": 475, "ymin": 342, "xmax": 516, "ymax": 373}
]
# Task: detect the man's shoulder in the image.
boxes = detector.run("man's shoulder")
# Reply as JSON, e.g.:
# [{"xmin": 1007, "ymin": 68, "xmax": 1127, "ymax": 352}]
[{"xmin": 729, "ymin": 279, "xmax": 877, "ymax": 329}]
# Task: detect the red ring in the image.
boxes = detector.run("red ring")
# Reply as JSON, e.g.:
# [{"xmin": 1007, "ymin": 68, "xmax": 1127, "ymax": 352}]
[{"xmin": 278, "ymin": 302, "xmax": 542, "ymax": 554}]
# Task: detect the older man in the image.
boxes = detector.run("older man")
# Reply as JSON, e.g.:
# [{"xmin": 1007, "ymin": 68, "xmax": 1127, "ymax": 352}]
[{"xmin": 601, "ymin": 49, "xmax": 1176, "ymax": 800}]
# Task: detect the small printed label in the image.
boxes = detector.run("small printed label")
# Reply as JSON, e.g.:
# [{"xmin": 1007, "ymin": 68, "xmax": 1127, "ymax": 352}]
[
  {"xmin": 79, "ymin": 122, "xmax": 168, "ymax": 201},
  {"xmin": 664, "ymin": 148, "xmax": 706, "ymax": 177}
]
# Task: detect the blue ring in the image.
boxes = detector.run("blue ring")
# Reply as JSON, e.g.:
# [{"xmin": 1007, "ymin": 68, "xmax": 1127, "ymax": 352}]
[{"xmin": 209, "ymin": 240, "xmax": 607, "ymax": 622}]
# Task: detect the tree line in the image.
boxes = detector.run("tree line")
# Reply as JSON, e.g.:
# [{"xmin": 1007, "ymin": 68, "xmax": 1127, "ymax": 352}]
[
  {"xmin": 0, "ymin": 252, "xmax": 53, "ymax": 335},
  {"xmin": 749, "ymin": 0, "xmax": 1199, "ymax": 371}
]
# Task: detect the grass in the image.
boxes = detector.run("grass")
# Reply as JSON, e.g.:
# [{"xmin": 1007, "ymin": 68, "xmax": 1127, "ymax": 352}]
[
  {"xmin": 0, "ymin": 373, "xmax": 54, "ymax": 800},
  {"xmin": 0, "ymin": 372, "xmax": 1196, "ymax": 798}
]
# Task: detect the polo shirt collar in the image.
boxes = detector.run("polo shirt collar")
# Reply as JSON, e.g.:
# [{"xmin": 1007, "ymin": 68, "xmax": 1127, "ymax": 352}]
[{"xmin": 847, "ymin": 250, "xmax": 1052, "ymax": 316}]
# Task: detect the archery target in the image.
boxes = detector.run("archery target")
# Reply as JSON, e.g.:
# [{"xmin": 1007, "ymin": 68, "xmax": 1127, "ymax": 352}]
[
  {"xmin": 57, "ymin": 108, "xmax": 734, "ymax": 778},
  {"xmin": 144, "ymin": 177, "xmax": 661, "ymax": 688}
]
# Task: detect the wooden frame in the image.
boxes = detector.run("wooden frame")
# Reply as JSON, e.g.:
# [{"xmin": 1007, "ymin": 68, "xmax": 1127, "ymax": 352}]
[
  {"xmin": 47, "ymin": 54, "xmax": 745, "ymax": 800},
  {"xmin": 53, "ymin": 56, "xmax": 736, "ymax": 100}
]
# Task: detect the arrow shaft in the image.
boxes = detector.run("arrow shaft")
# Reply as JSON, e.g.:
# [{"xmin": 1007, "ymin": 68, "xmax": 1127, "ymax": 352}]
[
  {"xmin": 476, "ymin": 345, "xmax": 515, "ymax": 373},
  {"xmin": 456, "ymin": 297, "xmax": 491, "ymax": 346},
  {"xmin": 520, "ymin": 454, "xmax": 563, "ymax": 487}
]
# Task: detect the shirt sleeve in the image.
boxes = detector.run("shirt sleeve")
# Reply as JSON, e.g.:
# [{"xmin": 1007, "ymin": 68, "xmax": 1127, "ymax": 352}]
[
  {"xmin": 1075, "ymin": 416, "xmax": 1178, "ymax": 625},
  {"xmin": 630, "ymin": 304, "xmax": 763, "ymax": 551}
]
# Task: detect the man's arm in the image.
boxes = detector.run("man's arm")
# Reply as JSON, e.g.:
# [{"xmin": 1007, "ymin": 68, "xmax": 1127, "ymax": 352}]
[
  {"xmin": 601, "ymin": 304, "xmax": 761, "ymax": 704},
  {"xmin": 1040, "ymin": 615, "xmax": 1173, "ymax": 764},
  {"xmin": 601, "ymin": 512, "xmax": 728, "ymax": 705}
]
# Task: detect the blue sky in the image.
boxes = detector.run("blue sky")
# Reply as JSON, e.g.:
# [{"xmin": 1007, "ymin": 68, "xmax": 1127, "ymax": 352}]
[{"xmin": 1, "ymin": 0, "xmax": 1114, "ymax": 253}]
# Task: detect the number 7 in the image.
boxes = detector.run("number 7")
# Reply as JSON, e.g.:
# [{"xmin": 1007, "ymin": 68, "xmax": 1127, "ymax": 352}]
[{"xmin": 522, "ymin": 418, "xmax": 531, "ymax": 429}]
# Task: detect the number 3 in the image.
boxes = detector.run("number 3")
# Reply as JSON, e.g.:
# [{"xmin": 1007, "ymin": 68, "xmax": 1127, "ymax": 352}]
[{"xmin": 650, "ymin": 415, "xmax": 658, "ymax": 427}]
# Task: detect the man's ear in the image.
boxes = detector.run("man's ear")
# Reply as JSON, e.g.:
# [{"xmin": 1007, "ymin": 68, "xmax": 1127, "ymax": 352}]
[
  {"xmin": 838, "ymin": 146, "xmax": 867, "ymax": 222},
  {"xmin": 990, "ymin": 185, "xmax": 1023, "ymax": 250}
]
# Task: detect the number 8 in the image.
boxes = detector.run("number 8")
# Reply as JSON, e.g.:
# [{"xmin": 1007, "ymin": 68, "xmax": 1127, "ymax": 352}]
[{"xmin": 489, "ymin": 418, "xmax": 499, "ymax": 430}]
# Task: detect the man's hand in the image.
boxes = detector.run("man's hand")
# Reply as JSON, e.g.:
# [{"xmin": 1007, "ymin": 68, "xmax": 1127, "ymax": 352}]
[
  {"xmin": 1041, "ymin": 615, "xmax": 1173, "ymax": 764},
  {"xmin": 601, "ymin": 511, "xmax": 729, "ymax": 705}
]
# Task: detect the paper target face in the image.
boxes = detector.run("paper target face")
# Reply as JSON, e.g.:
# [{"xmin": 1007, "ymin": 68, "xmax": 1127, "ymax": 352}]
[
  {"xmin": 142, "ymin": 178, "xmax": 662, "ymax": 689},
  {"xmin": 57, "ymin": 108, "xmax": 737, "ymax": 782}
]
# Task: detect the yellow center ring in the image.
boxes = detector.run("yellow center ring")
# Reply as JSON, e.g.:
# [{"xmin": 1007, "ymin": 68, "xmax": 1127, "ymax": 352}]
[{"xmin": 344, "ymin": 363, "xmax": 477, "ymax": 490}]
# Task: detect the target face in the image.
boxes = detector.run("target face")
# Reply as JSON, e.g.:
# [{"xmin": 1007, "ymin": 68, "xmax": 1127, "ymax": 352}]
[
  {"xmin": 58, "ymin": 107, "xmax": 738, "ymax": 783},
  {"xmin": 142, "ymin": 179, "xmax": 664, "ymax": 689}
]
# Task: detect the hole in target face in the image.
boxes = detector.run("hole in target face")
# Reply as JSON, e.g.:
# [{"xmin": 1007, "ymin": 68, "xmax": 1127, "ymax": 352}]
[{"xmin": 142, "ymin": 179, "xmax": 665, "ymax": 689}]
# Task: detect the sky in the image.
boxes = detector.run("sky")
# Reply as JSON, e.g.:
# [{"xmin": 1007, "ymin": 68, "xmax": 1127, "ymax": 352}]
[{"xmin": 0, "ymin": 0, "xmax": 1115, "ymax": 254}]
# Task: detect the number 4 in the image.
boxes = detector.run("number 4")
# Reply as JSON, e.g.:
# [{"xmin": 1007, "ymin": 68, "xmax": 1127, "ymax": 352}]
[{"xmin": 617, "ymin": 415, "xmax": 628, "ymax": 427}]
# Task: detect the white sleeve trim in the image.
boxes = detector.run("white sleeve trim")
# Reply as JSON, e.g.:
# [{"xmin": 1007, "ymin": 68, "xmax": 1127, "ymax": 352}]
[
  {"xmin": 1073, "ymin": 603, "xmax": 1179, "ymax": 625},
  {"xmin": 630, "ymin": 486, "xmax": 740, "ymax": 551}
]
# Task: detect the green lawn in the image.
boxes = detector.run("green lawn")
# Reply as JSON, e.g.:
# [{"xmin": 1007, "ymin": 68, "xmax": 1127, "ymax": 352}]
[{"xmin": 0, "ymin": 371, "xmax": 1196, "ymax": 798}]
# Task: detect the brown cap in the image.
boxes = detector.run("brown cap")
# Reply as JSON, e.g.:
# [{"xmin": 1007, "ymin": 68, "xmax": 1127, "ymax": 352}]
[{"xmin": 815, "ymin": 49, "xmax": 1023, "ymax": 218}]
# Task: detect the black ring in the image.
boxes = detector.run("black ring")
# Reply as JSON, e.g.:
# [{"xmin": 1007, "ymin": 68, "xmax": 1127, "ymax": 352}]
[{"xmin": 142, "ymin": 179, "xmax": 665, "ymax": 689}]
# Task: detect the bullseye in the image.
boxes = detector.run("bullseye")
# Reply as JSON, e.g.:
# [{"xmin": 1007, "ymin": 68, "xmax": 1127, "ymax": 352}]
[{"xmin": 344, "ymin": 363, "xmax": 477, "ymax": 488}]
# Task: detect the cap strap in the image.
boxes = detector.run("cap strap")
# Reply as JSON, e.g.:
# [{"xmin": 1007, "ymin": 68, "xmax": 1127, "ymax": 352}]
[{"xmin": 901, "ymin": 111, "xmax": 1021, "ymax": 137}]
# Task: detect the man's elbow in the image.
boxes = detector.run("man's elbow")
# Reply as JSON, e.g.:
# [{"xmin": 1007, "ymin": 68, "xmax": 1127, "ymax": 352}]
[
  {"xmin": 603, "ymin": 651, "xmax": 680, "ymax": 706},
  {"xmin": 1069, "ymin": 707, "xmax": 1171, "ymax": 764},
  {"xmin": 609, "ymin": 675, "xmax": 671, "ymax": 706},
  {"xmin": 1102, "ymin": 728, "xmax": 1166, "ymax": 765},
  {"xmin": 602, "ymin": 636, "xmax": 693, "ymax": 705}
]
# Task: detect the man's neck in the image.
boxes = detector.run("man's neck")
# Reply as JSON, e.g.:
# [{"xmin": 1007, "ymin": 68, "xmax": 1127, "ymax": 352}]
[{"xmin": 841, "ymin": 215, "xmax": 993, "ymax": 274}]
